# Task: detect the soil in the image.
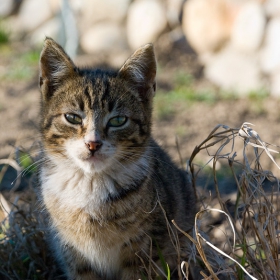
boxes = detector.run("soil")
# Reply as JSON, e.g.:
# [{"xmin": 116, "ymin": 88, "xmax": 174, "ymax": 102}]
[
  {"xmin": 1, "ymin": 39, "xmax": 280, "ymax": 192},
  {"xmin": 1, "ymin": 40, "xmax": 279, "ymax": 280}
]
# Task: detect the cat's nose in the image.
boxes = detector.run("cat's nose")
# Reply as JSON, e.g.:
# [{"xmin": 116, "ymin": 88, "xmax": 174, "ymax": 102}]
[{"xmin": 86, "ymin": 141, "xmax": 102, "ymax": 152}]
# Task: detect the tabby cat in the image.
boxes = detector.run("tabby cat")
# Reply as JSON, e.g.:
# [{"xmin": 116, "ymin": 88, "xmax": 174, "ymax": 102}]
[{"xmin": 39, "ymin": 37, "xmax": 196, "ymax": 280}]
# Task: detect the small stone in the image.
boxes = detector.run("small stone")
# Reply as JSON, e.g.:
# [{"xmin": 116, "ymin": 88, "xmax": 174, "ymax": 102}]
[
  {"xmin": 48, "ymin": 0, "xmax": 61, "ymax": 14},
  {"xmin": 231, "ymin": 1, "xmax": 265, "ymax": 52},
  {"xmin": 204, "ymin": 44, "xmax": 265, "ymax": 94},
  {"xmin": 0, "ymin": 0, "xmax": 14, "ymax": 17},
  {"xmin": 264, "ymin": 0, "xmax": 280, "ymax": 17},
  {"xmin": 80, "ymin": 23, "xmax": 127, "ymax": 54},
  {"xmin": 260, "ymin": 18, "xmax": 280, "ymax": 74},
  {"xmin": 182, "ymin": 0, "xmax": 233, "ymax": 54},
  {"xmin": 126, "ymin": 0, "xmax": 167, "ymax": 49},
  {"xmin": 17, "ymin": 0, "xmax": 53, "ymax": 32},
  {"xmin": 166, "ymin": 0, "xmax": 184, "ymax": 27},
  {"xmin": 80, "ymin": 0, "xmax": 130, "ymax": 28},
  {"xmin": 30, "ymin": 18, "xmax": 60, "ymax": 45}
]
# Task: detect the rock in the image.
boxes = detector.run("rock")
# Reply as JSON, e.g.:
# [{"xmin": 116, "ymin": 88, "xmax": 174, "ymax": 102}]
[
  {"xmin": 109, "ymin": 51, "xmax": 133, "ymax": 69},
  {"xmin": 264, "ymin": 0, "xmax": 280, "ymax": 17},
  {"xmin": 231, "ymin": 1, "xmax": 265, "ymax": 52},
  {"xmin": 68, "ymin": 0, "xmax": 84, "ymax": 14},
  {"xmin": 126, "ymin": 0, "xmax": 167, "ymax": 49},
  {"xmin": 260, "ymin": 18, "xmax": 280, "ymax": 74},
  {"xmin": 48, "ymin": 0, "xmax": 61, "ymax": 14},
  {"xmin": 80, "ymin": 23, "xmax": 127, "ymax": 54},
  {"xmin": 29, "ymin": 18, "xmax": 60, "ymax": 45},
  {"xmin": 17, "ymin": 0, "xmax": 53, "ymax": 32},
  {"xmin": 182, "ymin": 0, "xmax": 234, "ymax": 54},
  {"xmin": 80, "ymin": 0, "xmax": 130, "ymax": 28},
  {"xmin": 0, "ymin": 0, "xmax": 14, "ymax": 17},
  {"xmin": 204, "ymin": 44, "xmax": 265, "ymax": 94},
  {"xmin": 166, "ymin": 0, "xmax": 184, "ymax": 27}
]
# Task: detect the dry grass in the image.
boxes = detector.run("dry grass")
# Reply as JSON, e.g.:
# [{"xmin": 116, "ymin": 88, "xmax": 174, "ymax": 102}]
[
  {"xmin": 0, "ymin": 123, "xmax": 279, "ymax": 279},
  {"xmin": 179, "ymin": 122, "xmax": 280, "ymax": 280},
  {"xmin": 0, "ymin": 156, "xmax": 60, "ymax": 279}
]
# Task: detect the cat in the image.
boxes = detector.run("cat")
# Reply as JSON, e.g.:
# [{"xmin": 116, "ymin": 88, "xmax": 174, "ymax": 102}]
[{"xmin": 39, "ymin": 37, "xmax": 196, "ymax": 280}]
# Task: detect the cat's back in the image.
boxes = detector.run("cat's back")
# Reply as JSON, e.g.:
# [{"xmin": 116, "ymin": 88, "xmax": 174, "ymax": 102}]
[{"xmin": 148, "ymin": 139, "xmax": 196, "ymax": 231}]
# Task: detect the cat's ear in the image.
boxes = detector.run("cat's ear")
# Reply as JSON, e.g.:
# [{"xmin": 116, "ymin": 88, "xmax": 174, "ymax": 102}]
[
  {"xmin": 118, "ymin": 43, "xmax": 156, "ymax": 102},
  {"xmin": 39, "ymin": 37, "xmax": 77, "ymax": 99}
]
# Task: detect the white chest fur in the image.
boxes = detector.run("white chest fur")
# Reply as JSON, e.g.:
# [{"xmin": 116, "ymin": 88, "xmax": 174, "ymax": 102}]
[
  {"xmin": 40, "ymin": 153, "xmax": 150, "ymax": 275},
  {"xmin": 41, "ymin": 165, "xmax": 115, "ymax": 210},
  {"xmin": 41, "ymin": 164, "xmax": 124, "ymax": 274}
]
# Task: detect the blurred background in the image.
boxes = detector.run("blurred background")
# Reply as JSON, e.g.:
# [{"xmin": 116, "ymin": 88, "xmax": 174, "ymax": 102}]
[
  {"xmin": 1, "ymin": 2, "xmax": 280, "ymax": 278},
  {"xmin": 1, "ymin": 0, "xmax": 280, "ymax": 187}
]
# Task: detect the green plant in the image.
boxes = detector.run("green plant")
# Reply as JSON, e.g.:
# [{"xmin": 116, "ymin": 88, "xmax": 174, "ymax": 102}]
[
  {"xmin": 0, "ymin": 49, "xmax": 40, "ymax": 81},
  {"xmin": 17, "ymin": 150, "xmax": 37, "ymax": 175},
  {"xmin": 0, "ymin": 20, "xmax": 9, "ymax": 44},
  {"xmin": 154, "ymin": 72, "xmax": 222, "ymax": 120},
  {"xmin": 247, "ymin": 89, "xmax": 270, "ymax": 115},
  {"xmin": 248, "ymin": 88, "xmax": 269, "ymax": 101}
]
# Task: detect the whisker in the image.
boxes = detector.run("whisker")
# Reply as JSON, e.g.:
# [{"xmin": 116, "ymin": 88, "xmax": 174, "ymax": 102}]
[{"xmin": 10, "ymin": 157, "xmax": 51, "ymax": 187}]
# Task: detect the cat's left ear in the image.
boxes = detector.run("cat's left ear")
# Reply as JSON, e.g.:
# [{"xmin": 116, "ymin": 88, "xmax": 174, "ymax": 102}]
[
  {"xmin": 118, "ymin": 43, "xmax": 156, "ymax": 102},
  {"xmin": 39, "ymin": 37, "xmax": 77, "ymax": 100}
]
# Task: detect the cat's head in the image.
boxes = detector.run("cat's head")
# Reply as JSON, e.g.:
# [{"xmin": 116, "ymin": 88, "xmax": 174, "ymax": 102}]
[{"xmin": 39, "ymin": 38, "xmax": 156, "ymax": 174}]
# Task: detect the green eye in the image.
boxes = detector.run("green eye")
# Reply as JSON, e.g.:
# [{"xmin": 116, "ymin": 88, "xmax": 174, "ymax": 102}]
[
  {"xmin": 108, "ymin": 116, "xmax": 127, "ymax": 127},
  {"xmin": 65, "ymin": 113, "xmax": 82, "ymax": 125}
]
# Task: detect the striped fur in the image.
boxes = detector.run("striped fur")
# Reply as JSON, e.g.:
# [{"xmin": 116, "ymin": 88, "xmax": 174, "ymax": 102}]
[{"xmin": 39, "ymin": 38, "xmax": 196, "ymax": 280}]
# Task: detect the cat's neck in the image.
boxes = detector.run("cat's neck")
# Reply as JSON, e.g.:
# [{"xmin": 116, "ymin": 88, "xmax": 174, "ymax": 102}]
[{"xmin": 40, "ymin": 145, "xmax": 152, "ymax": 212}]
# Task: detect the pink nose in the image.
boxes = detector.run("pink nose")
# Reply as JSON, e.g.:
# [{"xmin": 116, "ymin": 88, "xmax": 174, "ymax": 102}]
[{"xmin": 86, "ymin": 141, "xmax": 102, "ymax": 152}]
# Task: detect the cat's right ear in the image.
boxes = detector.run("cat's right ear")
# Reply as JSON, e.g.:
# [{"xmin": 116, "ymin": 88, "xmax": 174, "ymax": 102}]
[
  {"xmin": 39, "ymin": 37, "xmax": 77, "ymax": 100},
  {"xmin": 118, "ymin": 43, "xmax": 156, "ymax": 103}
]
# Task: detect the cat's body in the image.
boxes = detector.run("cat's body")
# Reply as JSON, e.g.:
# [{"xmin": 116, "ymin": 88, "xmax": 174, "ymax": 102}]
[{"xmin": 39, "ymin": 38, "xmax": 196, "ymax": 280}]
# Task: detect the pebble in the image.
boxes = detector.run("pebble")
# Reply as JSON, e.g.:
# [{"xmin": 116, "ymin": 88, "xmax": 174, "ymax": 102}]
[
  {"xmin": 80, "ymin": 23, "xmax": 127, "ymax": 54},
  {"xmin": 182, "ymin": 0, "xmax": 232, "ymax": 53},
  {"xmin": 204, "ymin": 44, "xmax": 265, "ymax": 94},
  {"xmin": 231, "ymin": 1, "xmax": 265, "ymax": 52},
  {"xmin": 264, "ymin": 0, "xmax": 280, "ymax": 17},
  {"xmin": 260, "ymin": 18, "xmax": 280, "ymax": 74},
  {"xmin": 0, "ymin": 0, "xmax": 14, "ymax": 17},
  {"xmin": 17, "ymin": 0, "xmax": 53, "ymax": 32},
  {"xmin": 126, "ymin": 0, "xmax": 167, "ymax": 49}
]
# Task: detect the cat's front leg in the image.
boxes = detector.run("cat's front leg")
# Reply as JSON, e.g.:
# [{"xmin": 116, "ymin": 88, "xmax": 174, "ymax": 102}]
[
  {"xmin": 69, "ymin": 268, "xmax": 103, "ymax": 280},
  {"xmin": 59, "ymin": 244, "xmax": 103, "ymax": 280},
  {"xmin": 119, "ymin": 258, "xmax": 144, "ymax": 280},
  {"xmin": 121, "ymin": 270, "xmax": 142, "ymax": 280}
]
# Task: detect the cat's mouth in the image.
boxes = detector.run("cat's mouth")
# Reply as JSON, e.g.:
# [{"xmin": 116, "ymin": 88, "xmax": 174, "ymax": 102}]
[
  {"xmin": 84, "ymin": 152, "xmax": 108, "ymax": 166},
  {"xmin": 87, "ymin": 155, "xmax": 102, "ymax": 163},
  {"xmin": 86, "ymin": 152, "xmax": 114, "ymax": 173},
  {"xmin": 85, "ymin": 152, "xmax": 104, "ymax": 162}
]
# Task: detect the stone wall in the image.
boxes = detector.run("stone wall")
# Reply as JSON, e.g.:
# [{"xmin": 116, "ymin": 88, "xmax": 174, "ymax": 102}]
[
  {"xmin": 183, "ymin": 0, "xmax": 280, "ymax": 96},
  {"xmin": 1, "ymin": 0, "xmax": 280, "ymax": 96}
]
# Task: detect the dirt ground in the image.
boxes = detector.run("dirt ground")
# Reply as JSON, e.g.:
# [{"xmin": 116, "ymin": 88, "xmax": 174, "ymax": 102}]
[
  {"xmin": 1, "ymin": 40, "xmax": 280, "ymax": 280},
  {"xmin": 1, "ymin": 40, "xmax": 280, "ymax": 191}
]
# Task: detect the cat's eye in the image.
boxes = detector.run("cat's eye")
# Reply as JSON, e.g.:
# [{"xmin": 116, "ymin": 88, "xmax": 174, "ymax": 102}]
[
  {"xmin": 65, "ymin": 113, "xmax": 82, "ymax": 125},
  {"xmin": 108, "ymin": 116, "xmax": 127, "ymax": 127}
]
